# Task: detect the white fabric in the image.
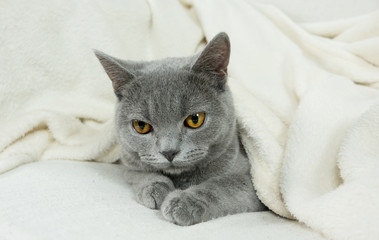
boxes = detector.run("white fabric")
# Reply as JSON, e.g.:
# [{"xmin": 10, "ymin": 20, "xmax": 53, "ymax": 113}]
[
  {"xmin": 0, "ymin": 0, "xmax": 202, "ymax": 173},
  {"xmin": 0, "ymin": 160, "xmax": 325, "ymax": 240},
  {"xmin": 192, "ymin": 1, "xmax": 379, "ymax": 239},
  {"xmin": 1, "ymin": 0, "xmax": 379, "ymax": 240},
  {"xmin": 256, "ymin": 0, "xmax": 379, "ymax": 22}
]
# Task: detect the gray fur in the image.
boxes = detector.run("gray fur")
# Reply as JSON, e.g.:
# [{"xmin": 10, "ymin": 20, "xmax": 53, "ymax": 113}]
[{"xmin": 95, "ymin": 32, "xmax": 266, "ymax": 226}]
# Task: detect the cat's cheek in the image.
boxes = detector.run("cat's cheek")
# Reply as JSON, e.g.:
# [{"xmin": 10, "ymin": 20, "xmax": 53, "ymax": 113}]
[
  {"xmin": 119, "ymin": 129, "xmax": 154, "ymax": 152},
  {"xmin": 188, "ymin": 114, "xmax": 226, "ymax": 144}
]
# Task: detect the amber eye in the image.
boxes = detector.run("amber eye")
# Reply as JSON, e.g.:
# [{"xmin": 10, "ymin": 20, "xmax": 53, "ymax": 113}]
[
  {"xmin": 132, "ymin": 120, "xmax": 152, "ymax": 134},
  {"xmin": 184, "ymin": 113, "xmax": 206, "ymax": 129}
]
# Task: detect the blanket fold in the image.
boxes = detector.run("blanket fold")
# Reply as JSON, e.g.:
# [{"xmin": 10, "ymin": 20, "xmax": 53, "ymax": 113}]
[
  {"xmin": 193, "ymin": 1, "xmax": 379, "ymax": 239},
  {"xmin": 0, "ymin": 0, "xmax": 202, "ymax": 172}
]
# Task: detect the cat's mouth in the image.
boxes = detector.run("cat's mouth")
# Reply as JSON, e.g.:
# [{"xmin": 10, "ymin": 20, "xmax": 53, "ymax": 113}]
[
  {"xmin": 148, "ymin": 158, "xmax": 204, "ymax": 175},
  {"xmin": 140, "ymin": 149, "xmax": 208, "ymax": 174}
]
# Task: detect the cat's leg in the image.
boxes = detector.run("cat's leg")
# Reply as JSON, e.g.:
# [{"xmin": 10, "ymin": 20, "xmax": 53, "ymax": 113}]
[
  {"xmin": 125, "ymin": 170, "xmax": 175, "ymax": 209},
  {"xmin": 161, "ymin": 173, "xmax": 265, "ymax": 226}
]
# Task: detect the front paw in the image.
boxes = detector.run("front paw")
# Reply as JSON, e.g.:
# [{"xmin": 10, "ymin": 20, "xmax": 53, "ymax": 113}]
[
  {"xmin": 136, "ymin": 182, "xmax": 173, "ymax": 209},
  {"xmin": 161, "ymin": 190, "xmax": 207, "ymax": 226}
]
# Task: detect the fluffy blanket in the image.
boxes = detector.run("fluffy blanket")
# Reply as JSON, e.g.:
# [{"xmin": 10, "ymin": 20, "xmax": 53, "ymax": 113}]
[
  {"xmin": 202, "ymin": 2, "xmax": 379, "ymax": 239},
  {"xmin": 1, "ymin": 0, "xmax": 378, "ymax": 240},
  {"xmin": 0, "ymin": 0, "xmax": 202, "ymax": 172}
]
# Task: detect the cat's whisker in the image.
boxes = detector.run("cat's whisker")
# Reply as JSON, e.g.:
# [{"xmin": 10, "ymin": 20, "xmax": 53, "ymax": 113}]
[
  {"xmin": 139, "ymin": 154, "xmax": 155, "ymax": 157},
  {"xmin": 173, "ymin": 157, "xmax": 203, "ymax": 167},
  {"xmin": 186, "ymin": 148, "xmax": 208, "ymax": 154},
  {"xmin": 140, "ymin": 157, "xmax": 158, "ymax": 163},
  {"xmin": 183, "ymin": 149, "xmax": 207, "ymax": 161}
]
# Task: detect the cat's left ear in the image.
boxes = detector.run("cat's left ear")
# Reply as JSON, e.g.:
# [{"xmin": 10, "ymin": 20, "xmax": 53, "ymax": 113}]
[{"xmin": 192, "ymin": 32, "xmax": 230, "ymax": 78}]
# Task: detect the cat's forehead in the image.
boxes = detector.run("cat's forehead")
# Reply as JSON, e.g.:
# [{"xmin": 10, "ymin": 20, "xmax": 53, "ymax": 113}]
[
  {"xmin": 144, "ymin": 73, "xmax": 210, "ymax": 119},
  {"xmin": 138, "ymin": 58, "xmax": 209, "ymax": 98},
  {"xmin": 121, "ymin": 64, "xmax": 216, "ymax": 124}
]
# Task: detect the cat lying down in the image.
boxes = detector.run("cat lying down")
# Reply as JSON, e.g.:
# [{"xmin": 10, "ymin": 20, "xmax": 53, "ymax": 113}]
[{"xmin": 95, "ymin": 32, "xmax": 266, "ymax": 226}]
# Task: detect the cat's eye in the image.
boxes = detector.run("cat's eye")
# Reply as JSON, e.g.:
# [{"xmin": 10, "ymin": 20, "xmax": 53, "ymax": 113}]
[
  {"xmin": 132, "ymin": 120, "xmax": 152, "ymax": 134},
  {"xmin": 184, "ymin": 113, "xmax": 206, "ymax": 129}
]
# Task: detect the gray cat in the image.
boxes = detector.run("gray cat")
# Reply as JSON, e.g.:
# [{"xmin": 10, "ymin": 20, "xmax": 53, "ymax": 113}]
[{"xmin": 95, "ymin": 32, "xmax": 266, "ymax": 226}]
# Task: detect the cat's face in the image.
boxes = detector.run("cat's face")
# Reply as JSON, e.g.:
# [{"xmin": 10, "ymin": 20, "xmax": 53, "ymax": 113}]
[{"xmin": 96, "ymin": 33, "xmax": 234, "ymax": 174}]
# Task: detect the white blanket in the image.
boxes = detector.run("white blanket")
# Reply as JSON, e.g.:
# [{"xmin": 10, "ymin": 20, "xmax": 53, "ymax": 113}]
[
  {"xmin": 0, "ymin": 160, "xmax": 325, "ymax": 240},
  {"xmin": 1, "ymin": 0, "xmax": 379, "ymax": 239},
  {"xmin": 0, "ymin": 0, "xmax": 202, "ymax": 172},
  {"xmin": 191, "ymin": 1, "xmax": 379, "ymax": 239}
]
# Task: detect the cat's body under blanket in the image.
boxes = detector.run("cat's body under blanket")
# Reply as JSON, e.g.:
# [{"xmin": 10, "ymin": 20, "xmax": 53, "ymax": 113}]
[{"xmin": 95, "ymin": 33, "xmax": 266, "ymax": 226}]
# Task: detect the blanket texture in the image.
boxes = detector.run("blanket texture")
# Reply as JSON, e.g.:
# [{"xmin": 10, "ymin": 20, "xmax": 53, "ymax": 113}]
[
  {"xmin": 0, "ymin": 160, "xmax": 326, "ymax": 240},
  {"xmin": 1, "ymin": 0, "xmax": 378, "ymax": 239},
  {"xmin": 0, "ymin": 0, "xmax": 202, "ymax": 172},
  {"xmin": 193, "ymin": 2, "xmax": 379, "ymax": 240}
]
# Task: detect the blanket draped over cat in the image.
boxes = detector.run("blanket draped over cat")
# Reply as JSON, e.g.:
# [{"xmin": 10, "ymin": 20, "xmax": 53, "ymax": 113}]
[{"xmin": 0, "ymin": 0, "xmax": 378, "ymax": 239}]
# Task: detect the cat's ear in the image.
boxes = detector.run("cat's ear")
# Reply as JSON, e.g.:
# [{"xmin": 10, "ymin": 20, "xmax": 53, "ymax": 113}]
[
  {"xmin": 94, "ymin": 50, "xmax": 135, "ymax": 98},
  {"xmin": 191, "ymin": 32, "xmax": 230, "ymax": 78}
]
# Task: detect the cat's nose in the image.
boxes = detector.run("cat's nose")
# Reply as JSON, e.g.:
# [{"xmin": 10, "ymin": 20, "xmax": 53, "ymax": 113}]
[{"xmin": 160, "ymin": 150, "xmax": 179, "ymax": 162}]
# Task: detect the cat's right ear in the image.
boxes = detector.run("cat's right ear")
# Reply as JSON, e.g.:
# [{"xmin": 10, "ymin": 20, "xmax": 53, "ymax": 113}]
[{"xmin": 94, "ymin": 50, "xmax": 135, "ymax": 98}]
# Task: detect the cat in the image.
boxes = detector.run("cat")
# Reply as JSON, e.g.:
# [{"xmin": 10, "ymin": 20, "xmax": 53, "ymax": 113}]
[{"xmin": 94, "ymin": 32, "xmax": 266, "ymax": 226}]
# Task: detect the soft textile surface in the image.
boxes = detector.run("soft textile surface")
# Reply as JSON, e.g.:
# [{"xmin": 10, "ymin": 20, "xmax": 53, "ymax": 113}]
[
  {"xmin": 0, "ymin": 160, "xmax": 325, "ymax": 240},
  {"xmin": 191, "ymin": 1, "xmax": 379, "ymax": 240},
  {"xmin": 0, "ymin": 0, "xmax": 202, "ymax": 172},
  {"xmin": 1, "ymin": 0, "xmax": 379, "ymax": 240}
]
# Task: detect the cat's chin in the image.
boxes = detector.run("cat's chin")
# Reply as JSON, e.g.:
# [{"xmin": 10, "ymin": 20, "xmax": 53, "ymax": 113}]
[
  {"xmin": 161, "ymin": 166, "xmax": 190, "ymax": 175},
  {"xmin": 145, "ymin": 157, "xmax": 205, "ymax": 175}
]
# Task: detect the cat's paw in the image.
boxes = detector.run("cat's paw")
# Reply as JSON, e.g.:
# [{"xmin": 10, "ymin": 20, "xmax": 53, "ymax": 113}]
[
  {"xmin": 136, "ymin": 182, "xmax": 173, "ymax": 209},
  {"xmin": 161, "ymin": 190, "xmax": 207, "ymax": 226}
]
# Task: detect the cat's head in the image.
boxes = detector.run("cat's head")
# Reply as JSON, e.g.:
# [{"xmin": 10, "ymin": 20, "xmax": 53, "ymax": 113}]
[{"xmin": 95, "ymin": 33, "xmax": 235, "ymax": 174}]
